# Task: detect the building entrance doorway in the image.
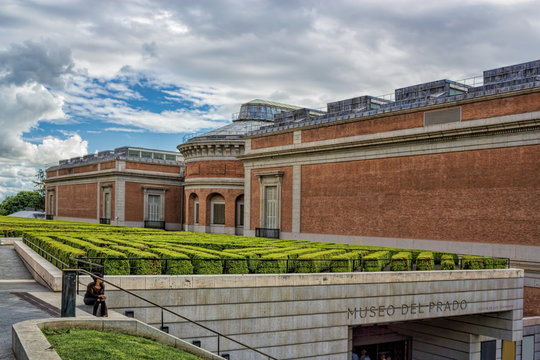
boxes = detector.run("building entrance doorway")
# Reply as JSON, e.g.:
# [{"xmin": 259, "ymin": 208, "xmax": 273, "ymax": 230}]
[{"xmin": 352, "ymin": 325, "xmax": 411, "ymax": 360}]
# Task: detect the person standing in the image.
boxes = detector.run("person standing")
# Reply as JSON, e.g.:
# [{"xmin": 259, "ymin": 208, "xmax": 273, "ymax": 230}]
[
  {"xmin": 352, "ymin": 351, "xmax": 360, "ymax": 360},
  {"xmin": 360, "ymin": 349, "xmax": 371, "ymax": 360}
]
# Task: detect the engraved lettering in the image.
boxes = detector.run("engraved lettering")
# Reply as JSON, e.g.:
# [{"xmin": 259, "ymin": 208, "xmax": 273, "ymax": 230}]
[
  {"xmin": 429, "ymin": 302, "xmax": 435, "ymax": 312},
  {"xmin": 460, "ymin": 300, "xmax": 467, "ymax": 310},
  {"xmin": 437, "ymin": 302, "xmax": 443, "ymax": 311},
  {"xmin": 369, "ymin": 306, "xmax": 376, "ymax": 318},
  {"xmin": 379, "ymin": 305, "xmax": 385, "ymax": 317},
  {"xmin": 411, "ymin": 303, "xmax": 417, "ymax": 315},
  {"xmin": 453, "ymin": 300, "xmax": 459, "ymax": 310},
  {"xmin": 387, "ymin": 305, "xmax": 395, "ymax": 316},
  {"xmin": 444, "ymin": 301, "xmax": 451, "ymax": 311},
  {"xmin": 401, "ymin": 304, "xmax": 409, "ymax": 315},
  {"xmin": 419, "ymin": 303, "xmax": 425, "ymax": 314}
]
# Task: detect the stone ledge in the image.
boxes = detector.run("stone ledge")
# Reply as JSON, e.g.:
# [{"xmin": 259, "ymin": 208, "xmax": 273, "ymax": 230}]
[
  {"xmin": 0, "ymin": 237, "xmax": 18, "ymax": 245},
  {"xmin": 14, "ymin": 240, "xmax": 62, "ymax": 291},
  {"xmin": 12, "ymin": 318, "xmax": 224, "ymax": 360},
  {"xmin": 524, "ymin": 316, "xmax": 540, "ymax": 327}
]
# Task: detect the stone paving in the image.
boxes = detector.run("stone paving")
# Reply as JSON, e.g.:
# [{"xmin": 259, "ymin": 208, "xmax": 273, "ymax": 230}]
[{"xmin": 0, "ymin": 246, "xmax": 52, "ymax": 360}]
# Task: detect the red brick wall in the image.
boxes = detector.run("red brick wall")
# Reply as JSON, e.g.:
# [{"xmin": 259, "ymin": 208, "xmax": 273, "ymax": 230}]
[
  {"xmin": 57, "ymin": 183, "xmax": 97, "ymax": 219},
  {"xmin": 46, "ymin": 171, "xmax": 57, "ymax": 178},
  {"xmin": 185, "ymin": 160, "xmax": 244, "ymax": 178},
  {"xmin": 300, "ymin": 145, "xmax": 540, "ymax": 246},
  {"xmin": 462, "ymin": 92, "xmax": 540, "ymax": 121},
  {"xmin": 302, "ymin": 112, "xmax": 423, "ymax": 143},
  {"xmin": 124, "ymin": 182, "xmax": 143, "ymax": 221},
  {"xmin": 251, "ymin": 132, "xmax": 294, "ymax": 149},
  {"xmin": 72, "ymin": 164, "xmax": 98, "ymax": 174},
  {"xmin": 100, "ymin": 161, "xmax": 116, "ymax": 170},
  {"xmin": 125, "ymin": 162, "xmax": 180, "ymax": 174},
  {"xmin": 250, "ymin": 167, "xmax": 293, "ymax": 232},
  {"xmin": 124, "ymin": 182, "xmax": 182, "ymax": 223},
  {"xmin": 524, "ymin": 286, "xmax": 540, "ymax": 317}
]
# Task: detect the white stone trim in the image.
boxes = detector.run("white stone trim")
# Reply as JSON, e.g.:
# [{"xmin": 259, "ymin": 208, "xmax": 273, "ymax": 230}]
[
  {"xmin": 242, "ymin": 110, "xmax": 540, "ymax": 159},
  {"xmin": 244, "ymin": 127, "xmax": 540, "ymax": 169},
  {"xmin": 292, "ymin": 165, "xmax": 301, "ymax": 233},
  {"xmin": 256, "ymin": 171, "xmax": 283, "ymax": 230},
  {"xmin": 244, "ymin": 168, "xmax": 251, "ymax": 233}
]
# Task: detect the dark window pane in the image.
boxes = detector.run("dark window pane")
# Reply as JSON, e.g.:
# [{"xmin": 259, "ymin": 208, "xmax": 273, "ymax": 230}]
[{"xmin": 213, "ymin": 203, "xmax": 225, "ymax": 224}]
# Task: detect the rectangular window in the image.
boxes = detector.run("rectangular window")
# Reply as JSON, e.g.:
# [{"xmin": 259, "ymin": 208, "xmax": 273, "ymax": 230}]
[
  {"xmin": 213, "ymin": 202, "xmax": 225, "ymax": 224},
  {"xmin": 49, "ymin": 194, "xmax": 54, "ymax": 215},
  {"xmin": 128, "ymin": 150, "xmax": 140, "ymax": 157},
  {"xmin": 141, "ymin": 151, "xmax": 152, "ymax": 159},
  {"xmin": 147, "ymin": 195, "xmax": 161, "ymax": 221},
  {"xmin": 265, "ymin": 186, "xmax": 278, "ymax": 229},
  {"xmin": 481, "ymin": 340, "xmax": 496, "ymax": 360},
  {"xmin": 522, "ymin": 335, "xmax": 534, "ymax": 360},
  {"xmin": 165, "ymin": 154, "xmax": 176, "ymax": 161},
  {"xmin": 237, "ymin": 203, "xmax": 244, "ymax": 226},
  {"xmin": 153, "ymin": 153, "xmax": 164, "ymax": 160},
  {"xmin": 194, "ymin": 201, "xmax": 199, "ymax": 224},
  {"xmin": 103, "ymin": 193, "xmax": 111, "ymax": 219}
]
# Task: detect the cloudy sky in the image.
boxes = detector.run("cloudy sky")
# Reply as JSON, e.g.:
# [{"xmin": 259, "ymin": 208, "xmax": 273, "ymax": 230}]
[{"xmin": 0, "ymin": 0, "xmax": 538, "ymax": 200}]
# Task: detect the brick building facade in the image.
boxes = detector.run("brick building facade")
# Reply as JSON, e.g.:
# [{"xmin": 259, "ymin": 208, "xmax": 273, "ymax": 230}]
[{"xmin": 45, "ymin": 147, "xmax": 183, "ymax": 230}]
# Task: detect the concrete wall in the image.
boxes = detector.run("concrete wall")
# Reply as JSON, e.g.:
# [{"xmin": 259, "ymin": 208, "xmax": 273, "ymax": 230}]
[{"xmin": 98, "ymin": 270, "xmax": 523, "ymax": 360}]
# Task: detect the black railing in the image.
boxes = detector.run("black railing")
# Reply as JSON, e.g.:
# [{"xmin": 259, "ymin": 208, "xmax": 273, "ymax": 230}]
[
  {"xmin": 63, "ymin": 268, "xmax": 278, "ymax": 360},
  {"xmin": 46, "ymin": 214, "xmax": 54, "ymax": 220},
  {"xmin": 144, "ymin": 220, "xmax": 165, "ymax": 229},
  {"xmin": 255, "ymin": 228, "xmax": 280, "ymax": 239},
  {"xmin": 99, "ymin": 218, "xmax": 111, "ymax": 225}
]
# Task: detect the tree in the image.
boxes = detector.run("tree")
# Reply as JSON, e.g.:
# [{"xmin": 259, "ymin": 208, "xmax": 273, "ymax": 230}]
[
  {"xmin": 33, "ymin": 168, "xmax": 46, "ymax": 210},
  {"xmin": 0, "ymin": 191, "xmax": 44, "ymax": 215}
]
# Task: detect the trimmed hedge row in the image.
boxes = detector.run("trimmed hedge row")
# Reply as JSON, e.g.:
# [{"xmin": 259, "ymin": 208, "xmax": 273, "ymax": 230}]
[
  {"xmin": 1, "ymin": 216, "xmax": 508, "ymax": 275},
  {"xmin": 415, "ymin": 252, "xmax": 434, "ymax": 271}
]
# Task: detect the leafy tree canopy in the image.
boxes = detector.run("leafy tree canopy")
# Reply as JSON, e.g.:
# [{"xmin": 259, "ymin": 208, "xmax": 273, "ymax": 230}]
[{"xmin": 0, "ymin": 191, "xmax": 44, "ymax": 216}]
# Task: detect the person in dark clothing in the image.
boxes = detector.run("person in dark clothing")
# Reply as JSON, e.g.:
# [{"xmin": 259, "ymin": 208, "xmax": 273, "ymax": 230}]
[{"xmin": 84, "ymin": 272, "xmax": 108, "ymax": 317}]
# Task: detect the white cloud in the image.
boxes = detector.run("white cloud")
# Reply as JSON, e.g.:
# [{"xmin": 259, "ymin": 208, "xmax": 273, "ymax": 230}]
[{"xmin": 0, "ymin": 40, "xmax": 88, "ymax": 198}]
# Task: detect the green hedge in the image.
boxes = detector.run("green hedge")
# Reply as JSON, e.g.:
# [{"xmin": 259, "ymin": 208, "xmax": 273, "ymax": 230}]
[
  {"xmin": 441, "ymin": 254, "xmax": 456, "ymax": 270},
  {"xmin": 329, "ymin": 250, "xmax": 367, "ymax": 272},
  {"xmin": 415, "ymin": 252, "xmax": 434, "ymax": 271},
  {"xmin": 296, "ymin": 249, "xmax": 346, "ymax": 273},
  {"xmin": 363, "ymin": 251, "xmax": 391, "ymax": 272},
  {"xmin": 390, "ymin": 252, "xmax": 412, "ymax": 271},
  {"xmin": 148, "ymin": 248, "xmax": 193, "ymax": 275}
]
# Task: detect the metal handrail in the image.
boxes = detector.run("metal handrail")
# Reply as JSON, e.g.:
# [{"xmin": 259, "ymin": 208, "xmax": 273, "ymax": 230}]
[
  {"xmin": 70, "ymin": 268, "xmax": 277, "ymax": 359},
  {"xmin": 23, "ymin": 238, "xmax": 69, "ymax": 269}
]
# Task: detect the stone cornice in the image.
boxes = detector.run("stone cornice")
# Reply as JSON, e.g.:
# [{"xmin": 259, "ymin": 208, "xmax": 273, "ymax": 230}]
[
  {"xmin": 182, "ymin": 177, "xmax": 244, "ymax": 187},
  {"xmin": 178, "ymin": 141, "xmax": 244, "ymax": 161},
  {"xmin": 44, "ymin": 169, "xmax": 183, "ymax": 184},
  {"xmin": 239, "ymin": 112, "xmax": 540, "ymax": 161}
]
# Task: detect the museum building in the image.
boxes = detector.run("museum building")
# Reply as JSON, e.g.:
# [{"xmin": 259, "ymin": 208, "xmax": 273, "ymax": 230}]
[{"xmin": 43, "ymin": 60, "xmax": 540, "ymax": 359}]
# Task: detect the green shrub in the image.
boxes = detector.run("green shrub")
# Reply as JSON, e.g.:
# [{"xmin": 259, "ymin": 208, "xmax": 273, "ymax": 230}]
[
  {"xmin": 462, "ymin": 255, "xmax": 484, "ymax": 269},
  {"xmin": 148, "ymin": 248, "xmax": 193, "ymax": 275},
  {"xmin": 390, "ymin": 252, "xmax": 412, "ymax": 271},
  {"xmin": 415, "ymin": 252, "xmax": 434, "ymax": 271},
  {"xmin": 255, "ymin": 253, "xmax": 289, "ymax": 274},
  {"xmin": 329, "ymin": 251, "xmax": 366, "ymax": 272},
  {"xmin": 296, "ymin": 249, "xmax": 346, "ymax": 273},
  {"xmin": 363, "ymin": 251, "xmax": 391, "ymax": 272},
  {"xmin": 441, "ymin": 254, "xmax": 456, "ymax": 270}
]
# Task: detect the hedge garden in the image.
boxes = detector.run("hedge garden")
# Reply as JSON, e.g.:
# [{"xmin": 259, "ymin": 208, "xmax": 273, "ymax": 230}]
[{"xmin": 0, "ymin": 216, "xmax": 508, "ymax": 275}]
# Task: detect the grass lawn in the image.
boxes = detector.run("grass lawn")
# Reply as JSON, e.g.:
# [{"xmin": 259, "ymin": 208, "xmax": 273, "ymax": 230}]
[{"xmin": 43, "ymin": 328, "xmax": 203, "ymax": 360}]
